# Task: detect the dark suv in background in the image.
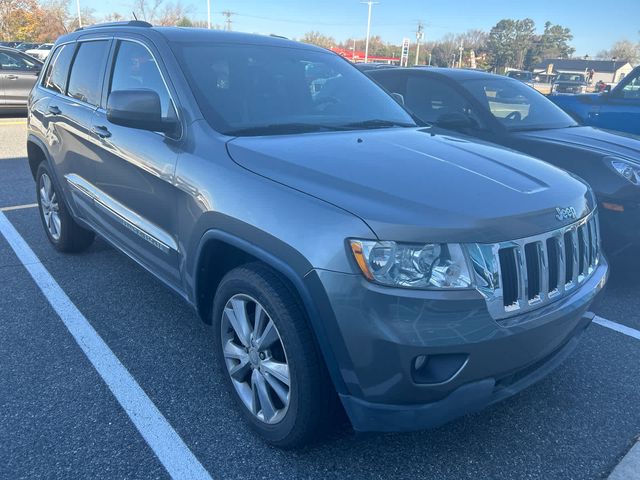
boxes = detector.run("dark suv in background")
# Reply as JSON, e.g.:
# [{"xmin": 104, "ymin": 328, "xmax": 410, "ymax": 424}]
[{"xmin": 27, "ymin": 22, "xmax": 607, "ymax": 447}]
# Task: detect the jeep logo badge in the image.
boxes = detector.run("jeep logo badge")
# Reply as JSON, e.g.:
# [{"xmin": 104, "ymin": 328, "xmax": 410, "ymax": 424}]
[{"xmin": 556, "ymin": 207, "xmax": 577, "ymax": 221}]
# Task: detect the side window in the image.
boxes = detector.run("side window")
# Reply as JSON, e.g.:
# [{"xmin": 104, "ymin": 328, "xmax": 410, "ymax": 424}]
[
  {"xmin": 405, "ymin": 76, "xmax": 481, "ymax": 126},
  {"xmin": 620, "ymin": 72, "xmax": 640, "ymax": 100},
  {"xmin": 43, "ymin": 44, "xmax": 75, "ymax": 94},
  {"xmin": 67, "ymin": 40, "xmax": 110, "ymax": 106},
  {"xmin": 110, "ymin": 40, "xmax": 177, "ymax": 120},
  {"xmin": 0, "ymin": 51, "xmax": 40, "ymax": 71}
]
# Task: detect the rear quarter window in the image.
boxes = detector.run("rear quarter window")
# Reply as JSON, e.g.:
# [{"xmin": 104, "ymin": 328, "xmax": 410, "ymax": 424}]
[{"xmin": 42, "ymin": 44, "xmax": 76, "ymax": 94}]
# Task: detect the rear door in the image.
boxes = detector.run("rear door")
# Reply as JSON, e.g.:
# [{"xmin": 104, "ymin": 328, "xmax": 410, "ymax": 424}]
[
  {"xmin": 43, "ymin": 38, "xmax": 112, "ymax": 219},
  {"xmin": 86, "ymin": 37, "xmax": 182, "ymax": 287},
  {"xmin": 0, "ymin": 49, "xmax": 42, "ymax": 106}
]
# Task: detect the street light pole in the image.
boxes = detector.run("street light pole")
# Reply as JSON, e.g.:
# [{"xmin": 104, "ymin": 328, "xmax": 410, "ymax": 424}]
[
  {"xmin": 207, "ymin": 0, "xmax": 211, "ymax": 29},
  {"xmin": 612, "ymin": 56, "xmax": 617, "ymax": 83},
  {"xmin": 458, "ymin": 41, "xmax": 463, "ymax": 68},
  {"xmin": 76, "ymin": 0, "xmax": 82, "ymax": 28},
  {"xmin": 361, "ymin": 1, "xmax": 379, "ymax": 63},
  {"xmin": 414, "ymin": 22, "xmax": 423, "ymax": 66}
]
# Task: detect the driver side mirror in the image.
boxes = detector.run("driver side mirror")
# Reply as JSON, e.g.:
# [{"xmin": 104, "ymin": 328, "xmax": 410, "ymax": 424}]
[
  {"xmin": 107, "ymin": 89, "xmax": 177, "ymax": 134},
  {"xmin": 436, "ymin": 112, "xmax": 477, "ymax": 131}
]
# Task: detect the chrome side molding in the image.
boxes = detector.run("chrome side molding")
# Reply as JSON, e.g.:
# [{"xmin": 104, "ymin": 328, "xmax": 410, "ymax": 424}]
[{"xmin": 65, "ymin": 173, "xmax": 177, "ymax": 255}]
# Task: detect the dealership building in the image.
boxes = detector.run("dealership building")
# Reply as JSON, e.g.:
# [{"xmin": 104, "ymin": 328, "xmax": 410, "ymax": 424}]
[{"xmin": 533, "ymin": 58, "xmax": 634, "ymax": 84}]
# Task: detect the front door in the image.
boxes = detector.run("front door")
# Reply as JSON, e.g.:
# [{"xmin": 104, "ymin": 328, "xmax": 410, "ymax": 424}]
[
  {"xmin": 594, "ymin": 70, "xmax": 640, "ymax": 134},
  {"xmin": 87, "ymin": 37, "xmax": 182, "ymax": 288}
]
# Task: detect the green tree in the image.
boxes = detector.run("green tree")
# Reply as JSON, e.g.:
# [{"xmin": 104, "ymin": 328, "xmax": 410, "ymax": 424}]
[
  {"xmin": 525, "ymin": 21, "xmax": 575, "ymax": 69},
  {"xmin": 487, "ymin": 18, "xmax": 536, "ymax": 71}
]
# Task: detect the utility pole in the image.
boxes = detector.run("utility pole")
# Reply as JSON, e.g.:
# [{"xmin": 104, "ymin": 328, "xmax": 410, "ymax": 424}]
[
  {"xmin": 207, "ymin": 0, "xmax": 211, "ymax": 28},
  {"xmin": 414, "ymin": 21, "xmax": 424, "ymax": 66},
  {"xmin": 458, "ymin": 41, "xmax": 464, "ymax": 68},
  {"xmin": 76, "ymin": 0, "xmax": 82, "ymax": 28},
  {"xmin": 222, "ymin": 10, "xmax": 233, "ymax": 31},
  {"xmin": 351, "ymin": 39, "xmax": 356, "ymax": 61},
  {"xmin": 428, "ymin": 52, "xmax": 432, "ymax": 66},
  {"xmin": 361, "ymin": 1, "xmax": 379, "ymax": 63}
]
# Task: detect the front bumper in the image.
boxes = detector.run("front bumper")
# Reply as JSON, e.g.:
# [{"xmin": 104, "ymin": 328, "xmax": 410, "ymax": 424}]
[{"xmin": 309, "ymin": 257, "xmax": 608, "ymax": 432}]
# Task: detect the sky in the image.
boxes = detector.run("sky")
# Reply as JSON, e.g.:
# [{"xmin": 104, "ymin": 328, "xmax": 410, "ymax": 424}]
[{"xmin": 80, "ymin": 0, "xmax": 640, "ymax": 57}]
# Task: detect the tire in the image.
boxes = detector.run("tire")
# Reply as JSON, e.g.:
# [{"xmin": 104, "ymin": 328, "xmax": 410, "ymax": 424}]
[
  {"xmin": 212, "ymin": 262, "xmax": 336, "ymax": 448},
  {"xmin": 36, "ymin": 162, "xmax": 95, "ymax": 253}
]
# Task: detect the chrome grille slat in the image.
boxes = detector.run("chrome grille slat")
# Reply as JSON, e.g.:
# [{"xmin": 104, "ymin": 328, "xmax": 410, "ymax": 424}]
[
  {"xmin": 570, "ymin": 228, "xmax": 579, "ymax": 287},
  {"xmin": 474, "ymin": 212, "xmax": 600, "ymax": 320},
  {"xmin": 538, "ymin": 241, "xmax": 549, "ymax": 302}
]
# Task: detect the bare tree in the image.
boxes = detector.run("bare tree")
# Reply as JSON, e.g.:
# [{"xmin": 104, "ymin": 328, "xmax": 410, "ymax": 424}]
[
  {"xmin": 597, "ymin": 39, "xmax": 640, "ymax": 64},
  {"xmin": 301, "ymin": 31, "xmax": 336, "ymax": 49}
]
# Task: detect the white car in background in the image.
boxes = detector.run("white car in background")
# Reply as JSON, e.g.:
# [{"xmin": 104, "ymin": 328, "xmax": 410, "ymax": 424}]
[{"xmin": 25, "ymin": 43, "xmax": 54, "ymax": 60}]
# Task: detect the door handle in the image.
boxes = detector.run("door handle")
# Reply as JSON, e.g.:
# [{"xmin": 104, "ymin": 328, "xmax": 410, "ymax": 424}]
[
  {"xmin": 48, "ymin": 105, "xmax": 61, "ymax": 115},
  {"xmin": 92, "ymin": 125, "xmax": 112, "ymax": 139},
  {"xmin": 6, "ymin": 74, "xmax": 18, "ymax": 80}
]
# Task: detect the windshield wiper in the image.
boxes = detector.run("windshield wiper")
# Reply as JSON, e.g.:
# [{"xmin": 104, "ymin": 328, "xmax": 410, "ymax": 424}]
[
  {"xmin": 226, "ymin": 123, "xmax": 347, "ymax": 136},
  {"xmin": 338, "ymin": 119, "xmax": 417, "ymax": 130}
]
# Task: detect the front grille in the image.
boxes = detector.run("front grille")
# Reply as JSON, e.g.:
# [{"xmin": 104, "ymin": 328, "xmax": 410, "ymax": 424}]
[{"xmin": 469, "ymin": 212, "xmax": 600, "ymax": 320}]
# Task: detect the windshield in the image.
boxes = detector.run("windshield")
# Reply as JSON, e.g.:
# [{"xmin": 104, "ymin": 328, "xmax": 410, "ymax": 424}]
[
  {"xmin": 556, "ymin": 73, "xmax": 585, "ymax": 82},
  {"xmin": 507, "ymin": 71, "xmax": 532, "ymax": 81},
  {"xmin": 463, "ymin": 77, "xmax": 577, "ymax": 131},
  {"xmin": 171, "ymin": 42, "xmax": 416, "ymax": 136}
]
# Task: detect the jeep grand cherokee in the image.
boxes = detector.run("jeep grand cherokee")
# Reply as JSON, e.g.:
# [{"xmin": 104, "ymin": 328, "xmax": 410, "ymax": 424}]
[{"xmin": 27, "ymin": 21, "xmax": 608, "ymax": 448}]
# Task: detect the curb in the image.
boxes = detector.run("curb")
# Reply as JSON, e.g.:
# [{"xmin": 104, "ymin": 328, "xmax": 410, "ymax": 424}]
[{"xmin": 609, "ymin": 441, "xmax": 640, "ymax": 480}]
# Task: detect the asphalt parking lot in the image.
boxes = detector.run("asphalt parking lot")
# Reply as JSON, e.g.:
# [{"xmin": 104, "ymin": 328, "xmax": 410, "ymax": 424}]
[{"xmin": 1, "ymin": 115, "xmax": 640, "ymax": 480}]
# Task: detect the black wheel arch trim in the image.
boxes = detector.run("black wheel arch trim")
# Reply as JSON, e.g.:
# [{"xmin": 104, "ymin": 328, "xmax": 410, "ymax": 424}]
[
  {"xmin": 27, "ymin": 133, "xmax": 79, "ymax": 219},
  {"xmin": 193, "ymin": 227, "xmax": 351, "ymax": 396}
]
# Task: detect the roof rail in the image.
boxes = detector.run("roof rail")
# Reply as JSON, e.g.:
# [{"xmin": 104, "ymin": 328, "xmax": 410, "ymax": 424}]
[{"xmin": 75, "ymin": 20, "xmax": 152, "ymax": 32}]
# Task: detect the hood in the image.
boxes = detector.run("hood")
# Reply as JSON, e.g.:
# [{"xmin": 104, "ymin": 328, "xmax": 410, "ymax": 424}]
[
  {"xmin": 514, "ymin": 126, "xmax": 640, "ymax": 160},
  {"xmin": 227, "ymin": 128, "xmax": 593, "ymax": 243}
]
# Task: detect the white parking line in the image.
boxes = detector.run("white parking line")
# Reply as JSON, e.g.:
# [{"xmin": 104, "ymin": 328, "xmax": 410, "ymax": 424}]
[
  {"xmin": 0, "ymin": 212, "xmax": 213, "ymax": 480},
  {"xmin": 594, "ymin": 315, "xmax": 640, "ymax": 341},
  {"xmin": 0, "ymin": 203, "xmax": 38, "ymax": 212}
]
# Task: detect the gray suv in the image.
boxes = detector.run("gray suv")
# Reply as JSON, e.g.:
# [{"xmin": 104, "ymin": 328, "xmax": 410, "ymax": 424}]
[{"xmin": 27, "ymin": 22, "xmax": 608, "ymax": 448}]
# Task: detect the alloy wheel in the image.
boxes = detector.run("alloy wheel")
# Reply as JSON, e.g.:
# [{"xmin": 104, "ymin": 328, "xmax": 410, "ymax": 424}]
[
  {"xmin": 221, "ymin": 294, "xmax": 291, "ymax": 424},
  {"xmin": 39, "ymin": 172, "xmax": 61, "ymax": 241}
]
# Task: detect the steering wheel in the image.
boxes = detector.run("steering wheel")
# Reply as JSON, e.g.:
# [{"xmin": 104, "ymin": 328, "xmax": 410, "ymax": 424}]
[{"xmin": 505, "ymin": 111, "xmax": 522, "ymax": 122}]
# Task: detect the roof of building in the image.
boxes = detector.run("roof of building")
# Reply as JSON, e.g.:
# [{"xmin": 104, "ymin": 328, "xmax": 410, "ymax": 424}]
[{"xmin": 533, "ymin": 58, "xmax": 630, "ymax": 73}]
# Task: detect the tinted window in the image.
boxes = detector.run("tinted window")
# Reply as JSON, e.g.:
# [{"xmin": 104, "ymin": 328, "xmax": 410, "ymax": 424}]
[
  {"xmin": 404, "ymin": 76, "xmax": 481, "ymax": 125},
  {"xmin": 0, "ymin": 50, "xmax": 40, "ymax": 70},
  {"xmin": 110, "ymin": 40, "xmax": 176, "ymax": 120},
  {"xmin": 556, "ymin": 73, "xmax": 585, "ymax": 82},
  {"xmin": 67, "ymin": 40, "xmax": 110, "ymax": 106},
  {"xmin": 171, "ymin": 42, "xmax": 415, "ymax": 136},
  {"xmin": 463, "ymin": 77, "xmax": 577, "ymax": 131},
  {"xmin": 43, "ymin": 44, "xmax": 75, "ymax": 94},
  {"xmin": 506, "ymin": 71, "xmax": 532, "ymax": 81}
]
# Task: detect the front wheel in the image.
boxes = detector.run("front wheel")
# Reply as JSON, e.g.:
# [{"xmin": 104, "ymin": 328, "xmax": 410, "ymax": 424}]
[
  {"xmin": 36, "ymin": 162, "xmax": 94, "ymax": 253},
  {"xmin": 212, "ymin": 263, "xmax": 336, "ymax": 448}
]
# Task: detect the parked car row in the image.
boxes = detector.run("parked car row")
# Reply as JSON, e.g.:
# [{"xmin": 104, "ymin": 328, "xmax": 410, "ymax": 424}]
[
  {"xmin": 14, "ymin": 22, "xmax": 636, "ymax": 448},
  {"xmin": 0, "ymin": 46, "xmax": 43, "ymax": 112}
]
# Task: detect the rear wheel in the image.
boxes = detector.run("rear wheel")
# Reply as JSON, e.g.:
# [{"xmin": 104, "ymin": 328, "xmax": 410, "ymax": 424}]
[
  {"xmin": 36, "ymin": 162, "xmax": 94, "ymax": 252},
  {"xmin": 212, "ymin": 263, "xmax": 336, "ymax": 448}
]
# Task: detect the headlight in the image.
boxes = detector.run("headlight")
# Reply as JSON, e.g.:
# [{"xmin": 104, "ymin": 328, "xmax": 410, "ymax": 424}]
[
  {"xmin": 349, "ymin": 240, "xmax": 472, "ymax": 289},
  {"xmin": 610, "ymin": 158, "xmax": 640, "ymax": 185}
]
